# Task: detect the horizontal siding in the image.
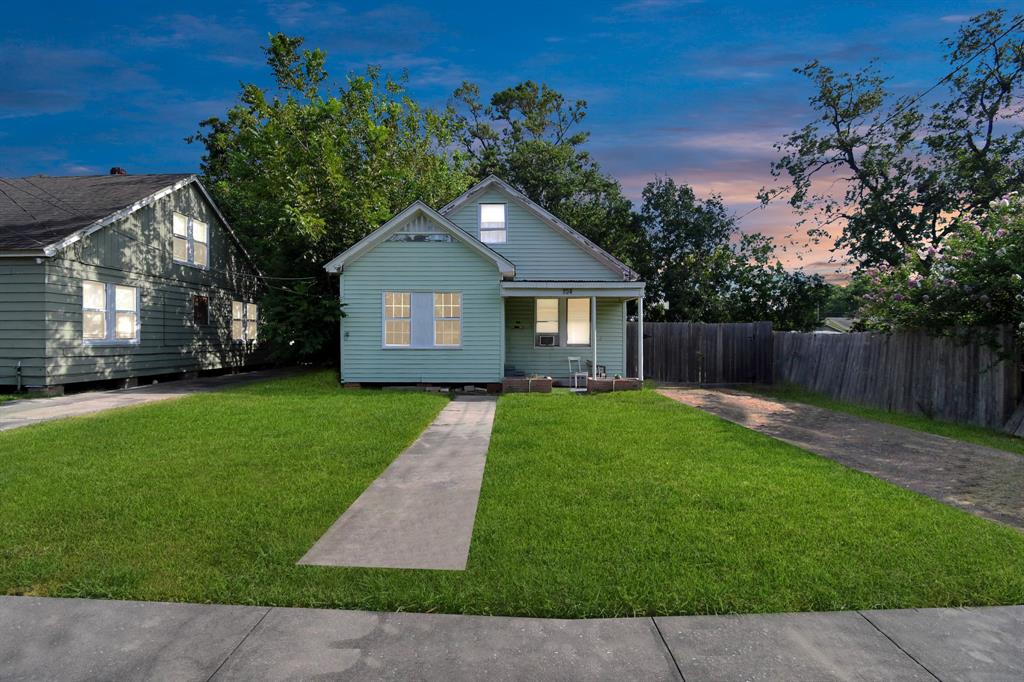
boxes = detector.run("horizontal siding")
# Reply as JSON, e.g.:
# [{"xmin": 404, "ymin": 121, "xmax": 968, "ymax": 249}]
[
  {"xmin": 0, "ymin": 259, "xmax": 46, "ymax": 384},
  {"xmin": 446, "ymin": 189, "xmax": 621, "ymax": 281},
  {"xmin": 41, "ymin": 184, "xmax": 263, "ymax": 384},
  {"xmin": 504, "ymin": 298, "xmax": 625, "ymax": 379},
  {"xmin": 341, "ymin": 240, "xmax": 502, "ymax": 383}
]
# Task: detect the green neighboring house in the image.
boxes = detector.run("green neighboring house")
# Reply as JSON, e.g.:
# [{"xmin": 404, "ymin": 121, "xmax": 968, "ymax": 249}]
[
  {"xmin": 0, "ymin": 172, "xmax": 262, "ymax": 393},
  {"xmin": 324, "ymin": 176, "xmax": 646, "ymax": 386}
]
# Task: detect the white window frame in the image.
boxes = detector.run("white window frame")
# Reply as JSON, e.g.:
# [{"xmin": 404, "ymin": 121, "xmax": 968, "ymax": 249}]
[
  {"xmin": 534, "ymin": 298, "xmax": 560, "ymax": 347},
  {"xmin": 81, "ymin": 280, "xmax": 140, "ymax": 346},
  {"xmin": 173, "ymin": 211, "xmax": 210, "ymax": 268},
  {"xmin": 566, "ymin": 297, "xmax": 591, "ymax": 347},
  {"xmin": 479, "ymin": 203, "xmax": 507, "ymax": 244},
  {"xmin": 433, "ymin": 292, "xmax": 462, "ymax": 347},
  {"xmin": 232, "ymin": 300, "xmax": 258, "ymax": 343},
  {"xmin": 383, "ymin": 292, "xmax": 411, "ymax": 347}
]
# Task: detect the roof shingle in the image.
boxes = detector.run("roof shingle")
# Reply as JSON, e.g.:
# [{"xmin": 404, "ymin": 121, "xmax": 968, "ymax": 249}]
[{"xmin": 0, "ymin": 174, "xmax": 192, "ymax": 251}]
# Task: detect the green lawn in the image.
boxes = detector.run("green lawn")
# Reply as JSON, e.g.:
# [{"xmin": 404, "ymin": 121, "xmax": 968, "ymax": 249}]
[
  {"xmin": 739, "ymin": 383, "xmax": 1024, "ymax": 457},
  {"xmin": 0, "ymin": 394, "xmax": 20, "ymax": 403},
  {"xmin": 1, "ymin": 372, "xmax": 1022, "ymax": 617}
]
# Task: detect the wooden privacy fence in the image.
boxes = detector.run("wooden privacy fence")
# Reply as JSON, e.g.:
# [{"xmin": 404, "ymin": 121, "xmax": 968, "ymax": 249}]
[
  {"xmin": 626, "ymin": 321, "xmax": 773, "ymax": 384},
  {"xmin": 774, "ymin": 327, "xmax": 1020, "ymax": 430}
]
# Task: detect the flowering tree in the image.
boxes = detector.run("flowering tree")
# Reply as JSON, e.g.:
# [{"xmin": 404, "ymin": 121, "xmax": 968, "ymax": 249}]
[{"xmin": 857, "ymin": 194, "xmax": 1024, "ymax": 346}]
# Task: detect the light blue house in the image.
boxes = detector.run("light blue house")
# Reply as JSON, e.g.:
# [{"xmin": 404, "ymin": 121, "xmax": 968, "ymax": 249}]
[{"xmin": 324, "ymin": 176, "xmax": 645, "ymax": 387}]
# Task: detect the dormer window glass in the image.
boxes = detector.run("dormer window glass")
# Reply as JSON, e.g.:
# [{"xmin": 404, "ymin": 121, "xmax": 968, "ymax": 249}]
[{"xmin": 479, "ymin": 203, "xmax": 507, "ymax": 244}]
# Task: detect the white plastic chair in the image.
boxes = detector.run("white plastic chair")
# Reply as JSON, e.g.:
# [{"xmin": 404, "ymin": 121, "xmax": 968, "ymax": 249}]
[{"xmin": 568, "ymin": 357, "xmax": 589, "ymax": 389}]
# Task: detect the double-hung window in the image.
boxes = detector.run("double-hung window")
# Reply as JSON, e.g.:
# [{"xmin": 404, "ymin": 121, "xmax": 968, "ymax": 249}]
[
  {"xmin": 383, "ymin": 292, "xmax": 411, "ymax": 346},
  {"xmin": 383, "ymin": 291, "xmax": 462, "ymax": 348},
  {"xmin": 433, "ymin": 292, "xmax": 462, "ymax": 346},
  {"xmin": 535, "ymin": 298, "xmax": 559, "ymax": 346},
  {"xmin": 566, "ymin": 298, "xmax": 591, "ymax": 346},
  {"xmin": 173, "ymin": 212, "xmax": 209, "ymax": 268},
  {"xmin": 82, "ymin": 280, "xmax": 139, "ymax": 344},
  {"xmin": 232, "ymin": 301, "xmax": 258, "ymax": 342},
  {"xmin": 479, "ymin": 203, "xmax": 507, "ymax": 244},
  {"xmin": 534, "ymin": 298, "xmax": 591, "ymax": 347}
]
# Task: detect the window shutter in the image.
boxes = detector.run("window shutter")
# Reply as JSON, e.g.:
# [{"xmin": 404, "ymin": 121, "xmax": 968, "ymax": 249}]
[{"xmin": 410, "ymin": 292, "xmax": 434, "ymax": 347}]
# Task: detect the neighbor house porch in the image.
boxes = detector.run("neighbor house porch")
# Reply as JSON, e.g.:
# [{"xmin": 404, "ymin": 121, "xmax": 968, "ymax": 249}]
[{"xmin": 500, "ymin": 281, "xmax": 645, "ymax": 386}]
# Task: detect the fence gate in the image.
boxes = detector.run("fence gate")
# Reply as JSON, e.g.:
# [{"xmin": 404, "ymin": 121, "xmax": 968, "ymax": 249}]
[{"xmin": 627, "ymin": 321, "xmax": 773, "ymax": 384}]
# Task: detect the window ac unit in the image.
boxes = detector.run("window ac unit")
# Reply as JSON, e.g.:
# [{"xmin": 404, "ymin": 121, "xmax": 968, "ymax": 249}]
[{"xmin": 536, "ymin": 334, "xmax": 558, "ymax": 347}]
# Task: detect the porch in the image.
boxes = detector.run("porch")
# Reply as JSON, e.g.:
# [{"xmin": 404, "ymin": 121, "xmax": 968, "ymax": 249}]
[{"xmin": 500, "ymin": 281, "xmax": 645, "ymax": 387}]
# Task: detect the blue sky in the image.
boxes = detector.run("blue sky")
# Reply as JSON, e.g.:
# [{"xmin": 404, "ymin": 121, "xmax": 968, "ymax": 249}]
[{"xmin": 0, "ymin": 0, "xmax": 1012, "ymax": 276}]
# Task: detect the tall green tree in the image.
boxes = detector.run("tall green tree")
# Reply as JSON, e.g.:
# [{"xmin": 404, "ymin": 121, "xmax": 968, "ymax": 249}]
[
  {"xmin": 767, "ymin": 10, "xmax": 1024, "ymax": 268},
  {"xmin": 639, "ymin": 178, "xmax": 829, "ymax": 330},
  {"xmin": 191, "ymin": 34, "xmax": 470, "ymax": 361},
  {"xmin": 452, "ymin": 81, "xmax": 638, "ymax": 264}
]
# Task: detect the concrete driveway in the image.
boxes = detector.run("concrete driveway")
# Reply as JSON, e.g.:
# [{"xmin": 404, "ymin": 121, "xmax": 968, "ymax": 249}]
[{"xmin": 0, "ymin": 368, "xmax": 298, "ymax": 432}]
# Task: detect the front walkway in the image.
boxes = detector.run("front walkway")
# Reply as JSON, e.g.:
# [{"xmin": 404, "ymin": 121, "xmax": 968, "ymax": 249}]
[
  {"xmin": 659, "ymin": 388, "xmax": 1024, "ymax": 530},
  {"xmin": 0, "ymin": 368, "xmax": 297, "ymax": 432},
  {"xmin": 0, "ymin": 596, "xmax": 1020, "ymax": 680},
  {"xmin": 300, "ymin": 395, "xmax": 497, "ymax": 570}
]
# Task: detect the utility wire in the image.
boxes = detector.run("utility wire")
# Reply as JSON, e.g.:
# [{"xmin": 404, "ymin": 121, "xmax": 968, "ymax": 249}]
[
  {"xmin": 22, "ymin": 176, "xmax": 86, "ymax": 217},
  {"xmin": 738, "ymin": 13, "xmax": 1024, "ymax": 225}
]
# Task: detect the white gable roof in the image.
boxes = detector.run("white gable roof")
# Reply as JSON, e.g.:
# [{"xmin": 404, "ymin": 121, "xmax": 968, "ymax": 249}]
[
  {"xmin": 323, "ymin": 201, "xmax": 516, "ymax": 276},
  {"xmin": 438, "ymin": 175, "xmax": 639, "ymax": 281}
]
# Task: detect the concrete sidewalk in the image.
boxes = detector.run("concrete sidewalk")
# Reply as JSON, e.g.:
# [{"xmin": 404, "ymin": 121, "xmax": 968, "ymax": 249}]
[
  {"xmin": 300, "ymin": 395, "xmax": 497, "ymax": 570},
  {"xmin": 0, "ymin": 597, "xmax": 1020, "ymax": 681},
  {"xmin": 0, "ymin": 368, "xmax": 298, "ymax": 432}
]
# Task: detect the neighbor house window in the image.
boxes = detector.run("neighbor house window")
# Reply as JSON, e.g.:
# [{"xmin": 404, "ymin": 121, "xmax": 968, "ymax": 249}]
[
  {"xmin": 232, "ymin": 300, "xmax": 258, "ymax": 342},
  {"xmin": 566, "ymin": 298, "xmax": 591, "ymax": 346},
  {"xmin": 383, "ymin": 292, "xmax": 411, "ymax": 346},
  {"xmin": 434, "ymin": 292, "xmax": 462, "ymax": 346},
  {"xmin": 82, "ymin": 280, "xmax": 139, "ymax": 343},
  {"xmin": 193, "ymin": 295, "xmax": 209, "ymax": 326},
  {"xmin": 173, "ymin": 212, "xmax": 209, "ymax": 267},
  {"xmin": 246, "ymin": 303, "xmax": 258, "ymax": 341},
  {"xmin": 479, "ymin": 203, "xmax": 507, "ymax": 244}
]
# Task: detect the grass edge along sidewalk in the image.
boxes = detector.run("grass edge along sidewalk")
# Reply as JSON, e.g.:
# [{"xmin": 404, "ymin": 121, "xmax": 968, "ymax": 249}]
[{"xmin": 0, "ymin": 373, "xmax": 1021, "ymax": 617}]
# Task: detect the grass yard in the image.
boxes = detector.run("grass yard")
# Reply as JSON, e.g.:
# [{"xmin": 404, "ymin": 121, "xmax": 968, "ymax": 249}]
[
  {"xmin": 0, "ymin": 394, "xmax": 20, "ymax": 403},
  {"xmin": 1, "ymin": 372, "xmax": 1022, "ymax": 617},
  {"xmin": 739, "ymin": 383, "xmax": 1024, "ymax": 457}
]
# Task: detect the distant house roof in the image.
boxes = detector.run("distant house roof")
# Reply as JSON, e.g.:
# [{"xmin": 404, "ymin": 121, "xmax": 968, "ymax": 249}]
[
  {"xmin": 814, "ymin": 317, "xmax": 856, "ymax": 334},
  {"xmin": 0, "ymin": 174, "xmax": 193, "ymax": 252}
]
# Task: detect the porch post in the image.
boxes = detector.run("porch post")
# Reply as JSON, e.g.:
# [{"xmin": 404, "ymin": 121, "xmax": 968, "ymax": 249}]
[
  {"xmin": 591, "ymin": 296, "xmax": 597, "ymax": 377},
  {"xmin": 637, "ymin": 297, "xmax": 644, "ymax": 381}
]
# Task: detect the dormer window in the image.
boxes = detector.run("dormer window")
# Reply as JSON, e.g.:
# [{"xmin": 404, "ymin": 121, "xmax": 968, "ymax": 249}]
[{"xmin": 479, "ymin": 203, "xmax": 507, "ymax": 244}]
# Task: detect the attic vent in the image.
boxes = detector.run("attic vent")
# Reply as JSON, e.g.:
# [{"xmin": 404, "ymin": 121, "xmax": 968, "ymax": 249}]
[
  {"xmin": 109, "ymin": 167, "xmax": 127, "ymax": 175},
  {"xmin": 387, "ymin": 233, "xmax": 453, "ymax": 243}
]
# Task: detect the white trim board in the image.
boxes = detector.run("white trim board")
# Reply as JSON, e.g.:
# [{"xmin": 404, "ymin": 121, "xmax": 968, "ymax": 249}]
[{"xmin": 323, "ymin": 201, "xmax": 516, "ymax": 277}]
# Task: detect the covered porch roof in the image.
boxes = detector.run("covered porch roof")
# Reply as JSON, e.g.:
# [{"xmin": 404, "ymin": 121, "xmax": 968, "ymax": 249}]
[{"xmin": 500, "ymin": 280, "xmax": 645, "ymax": 299}]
